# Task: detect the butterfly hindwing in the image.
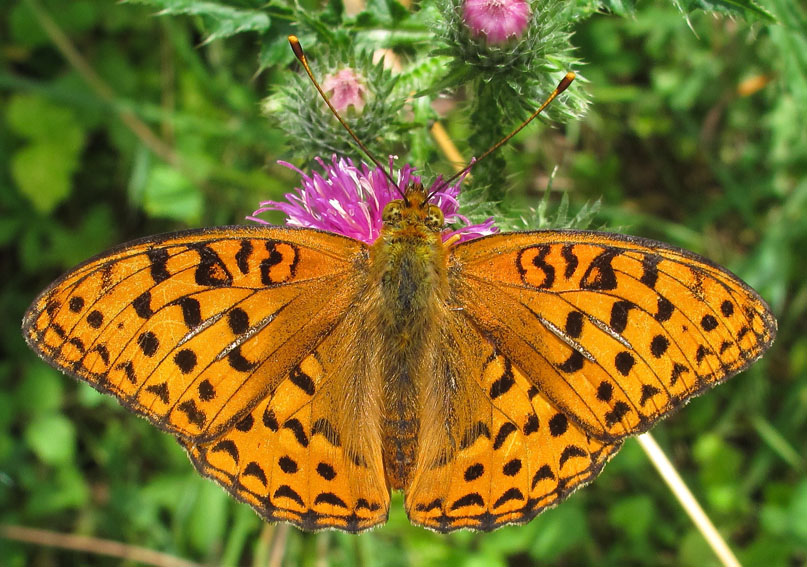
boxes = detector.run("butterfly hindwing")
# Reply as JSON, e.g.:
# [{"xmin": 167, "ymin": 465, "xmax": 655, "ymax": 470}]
[
  {"xmin": 22, "ymin": 226, "xmax": 368, "ymax": 441},
  {"xmin": 450, "ymin": 230, "xmax": 777, "ymax": 442},
  {"xmin": 405, "ymin": 315, "xmax": 621, "ymax": 532},
  {"xmin": 181, "ymin": 315, "xmax": 390, "ymax": 532}
]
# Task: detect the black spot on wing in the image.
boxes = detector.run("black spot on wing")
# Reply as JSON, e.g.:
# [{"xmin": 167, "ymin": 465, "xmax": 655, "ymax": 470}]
[
  {"xmin": 701, "ymin": 314, "xmax": 719, "ymax": 331},
  {"xmin": 558, "ymin": 445, "xmax": 588, "ymax": 468},
  {"xmin": 86, "ymin": 309, "xmax": 104, "ymax": 328},
  {"xmin": 198, "ymin": 379, "xmax": 215, "ymax": 401},
  {"xmin": 615, "ymin": 351, "xmax": 635, "ymax": 376},
  {"xmin": 211, "ymin": 439, "xmax": 239, "ymax": 463},
  {"xmin": 192, "ymin": 244, "xmax": 232, "ymax": 287},
  {"xmin": 640, "ymin": 384, "xmax": 661, "ymax": 406},
  {"xmin": 283, "ymin": 418, "xmax": 309, "ymax": 448},
  {"xmin": 235, "ymin": 413, "xmax": 254, "ymax": 432},
  {"xmin": 228, "ymin": 347, "xmax": 257, "ymax": 372},
  {"xmin": 290, "ymin": 366, "xmax": 316, "ymax": 396},
  {"xmin": 464, "ymin": 463, "xmax": 484, "ymax": 482},
  {"xmin": 177, "ymin": 399, "xmax": 206, "ymax": 427},
  {"xmin": 91, "ymin": 344, "xmax": 110, "ymax": 366},
  {"xmin": 650, "ymin": 335, "xmax": 669, "ymax": 358},
  {"xmin": 278, "ymin": 456, "xmax": 298, "ymax": 474},
  {"xmin": 263, "ymin": 407, "xmax": 279, "ymax": 431},
  {"xmin": 640, "ymin": 254, "xmax": 660, "ymax": 289},
  {"xmin": 558, "ymin": 350, "xmax": 585, "ymax": 373},
  {"xmin": 597, "ymin": 381, "xmax": 613, "ymax": 402},
  {"xmin": 145, "ymin": 382, "xmax": 170, "ymax": 404},
  {"xmin": 174, "ymin": 297, "xmax": 202, "ymax": 329},
  {"xmin": 564, "ymin": 311, "xmax": 584, "ymax": 338},
  {"xmin": 316, "ymin": 462, "xmax": 336, "ymax": 480},
  {"xmin": 243, "ymin": 462, "xmax": 267, "ymax": 485},
  {"xmin": 416, "ymin": 499, "xmax": 443, "ymax": 513},
  {"xmin": 609, "ymin": 300, "xmax": 635, "ymax": 334},
  {"xmin": 670, "ymin": 362, "xmax": 689, "ymax": 386},
  {"xmin": 493, "ymin": 488, "xmax": 524, "ymax": 509},
  {"xmin": 174, "ymin": 349, "xmax": 197, "ymax": 374},
  {"xmin": 580, "ymin": 249, "xmax": 619, "ymax": 291},
  {"xmin": 137, "ymin": 331, "xmax": 159, "ymax": 356},
  {"xmin": 133, "ymin": 291, "xmax": 153, "ymax": 319},
  {"xmin": 655, "ymin": 296, "xmax": 674, "ymax": 322},
  {"xmin": 146, "ymin": 248, "xmax": 170, "ymax": 283},
  {"xmin": 531, "ymin": 464, "xmax": 554, "ymax": 488},
  {"xmin": 116, "ymin": 361, "xmax": 136, "ymax": 384},
  {"xmin": 69, "ymin": 296, "xmax": 84, "ymax": 312},
  {"xmin": 489, "ymin": 363, "xmax": 515, "ymax": 399},
  {"xmin": 605, "ymin": 401, "xmax": 630, "ymax": 427},
  {"xmin": 548, "ymin": 413, "xmax": 568, "ymax": 437},
  {"xmin": 561, "ymin": 244, "xmax": 578, "ymax": 279},
  {"xmin": 502, "ymin": 458, "xmax": 522, "ymax": 476},
  {"xmin": 228, "ymin": 308, "xmax": 249, "ymax": 335},
  {"xmin": 272, "ymin": 484, "xmax": 305, "ymax": 506},
  {"xmin": 235, "ymin": 240, "xmax": 253, "ymax": 274},
  {"xmin": 314, "ymin": 492, "xmax": 348, "ymax": 509},
  {"xmin": 274, "ymin": 485, "xmax": 304, "ymax": 506},
  {"xmin": 523, "ymin": 413, "xmax": 539, "ymax": 435},
  {"xmin": 451, "ymin": 493, "xmax": 484, "ymax": 510},
  {"xmin": 493, "ymin": 422, "xmax": 518, "ymax": 450}
]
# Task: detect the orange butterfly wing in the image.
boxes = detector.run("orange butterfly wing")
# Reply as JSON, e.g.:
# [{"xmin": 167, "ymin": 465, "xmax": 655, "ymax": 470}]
[
  {"xmin": 180, "ymin": 321, "xmax": 390, "ymax": 532},
  {"xmin": 451, "ymin": 230, "xmax": 776, "ymax": 442},
  {"xmin": 405, "ymin": 313, "xmax": 621, "ymax": 531},
  {"xmin": 23, "ymin": 226, "xmax": 391, "ymax": 531},
  {"xmin": 405, "ymin": 229, "xmax": 775, "ymax": 531}
]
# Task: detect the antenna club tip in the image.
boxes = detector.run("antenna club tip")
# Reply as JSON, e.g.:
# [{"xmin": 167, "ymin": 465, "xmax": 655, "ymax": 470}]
[
  {"xmin": 288, "ymin": 35, "xmax": 304, "ymax": 59},
  {"xmin": 557, "ymin": 71, "xmax": 576, "ymax": 94}
]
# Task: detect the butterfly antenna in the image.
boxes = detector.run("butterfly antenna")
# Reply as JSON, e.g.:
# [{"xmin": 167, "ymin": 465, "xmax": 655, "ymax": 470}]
[
  {"xmin": 288, "ymin": 36, "xmax": 405, "ymax": 199},
  {"xmin": 427, "ymin": 72, "xmax": 576, "ymax": 200}
]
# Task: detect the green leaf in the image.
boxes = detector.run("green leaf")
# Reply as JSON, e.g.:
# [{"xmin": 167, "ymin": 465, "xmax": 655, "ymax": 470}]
[
  {"xmin": 6, "ymin": 94, "xmax": 85, "ymax": 144},
  {"xmin": 11, "ymin": 143, "xmax": 79, "ymax": 213},
  {"xmin": 142, "ymin": 165, "xmax": 203, "ymax": 224},
  {"xmin": 17, "ymin": 364, "xmax": 64, "ymax": 415},
  {"xmin": 126, "ymin": 0, "xmax": 271, "ymax": 42},
  {"xmin": 25, "ymin": 414, "xmax": 76, "ymax": 465}
]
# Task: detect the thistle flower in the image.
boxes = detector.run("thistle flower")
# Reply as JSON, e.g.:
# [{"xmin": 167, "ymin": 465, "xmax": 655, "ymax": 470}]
[
  {"xmin": 248, "ymin": 156, "xmax": 498, "ymax": 244},
  {"xmin": 463, "ymin": 0, "xmax": 531, "ymax": 45},
  {"xmin": 322, "ymin": 68, "xmax": 367, "ymax": 113}
]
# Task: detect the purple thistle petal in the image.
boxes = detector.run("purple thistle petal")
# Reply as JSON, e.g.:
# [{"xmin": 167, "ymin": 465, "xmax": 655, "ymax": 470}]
[{"xmin": 249, "ymin": 155, "xmax": 498, "ymax": 244}]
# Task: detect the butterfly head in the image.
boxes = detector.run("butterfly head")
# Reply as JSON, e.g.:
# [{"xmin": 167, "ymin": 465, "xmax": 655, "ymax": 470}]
[{"xmin": 382, "ymin": 182, "xmax": 444, "ymax": 232}]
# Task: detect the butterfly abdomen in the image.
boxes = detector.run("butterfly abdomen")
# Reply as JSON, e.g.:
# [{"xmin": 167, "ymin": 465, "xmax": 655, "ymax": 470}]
[{"xmin": 371, "ymin": 224, "xmax": 449, "ymax": 489}]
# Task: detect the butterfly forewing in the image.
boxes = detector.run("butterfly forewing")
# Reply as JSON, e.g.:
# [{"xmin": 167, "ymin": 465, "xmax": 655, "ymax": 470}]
[
  {"xmin": 451, "ymin": 230, "xmax": 777, "ymax": 442},
  {"xmin": 22, "ymin": 226, "xmax": 368, "ymax": 441}
]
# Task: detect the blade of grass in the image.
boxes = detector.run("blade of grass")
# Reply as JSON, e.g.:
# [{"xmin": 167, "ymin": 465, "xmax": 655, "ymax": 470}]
[{"xmin": 637, "ymin": 433, "xmax": 742, "ymax": 567}]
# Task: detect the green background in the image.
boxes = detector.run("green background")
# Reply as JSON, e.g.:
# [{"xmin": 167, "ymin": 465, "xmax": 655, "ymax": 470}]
[{"xmin": 1, "ymin": 1, "xmax": 805, "ymax": 565}]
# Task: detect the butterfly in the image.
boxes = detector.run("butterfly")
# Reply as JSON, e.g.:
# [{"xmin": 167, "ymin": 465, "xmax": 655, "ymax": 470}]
[
  {"xmin": 22, "ymin": 174, "xmax": 776, "ymax": 533},
  {"xmin": 22, "ymin": 37, "xmax": 776, "ymax": 533}
]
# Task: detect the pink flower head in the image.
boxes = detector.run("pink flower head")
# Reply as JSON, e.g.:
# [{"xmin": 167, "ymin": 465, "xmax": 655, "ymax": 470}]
[
  {"xmin": 248, "ymin": 155, "xmax": 498, "ymax": 245},
  {"xmin": 463, "ymin": 0, "xmax": 531, "ymax": 45},
  {"xmin": 322, "ymin": 68, "xmax": 367, "ymax": 113}
]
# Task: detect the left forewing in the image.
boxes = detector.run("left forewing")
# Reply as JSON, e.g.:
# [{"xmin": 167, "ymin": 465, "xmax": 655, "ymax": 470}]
[{"xmin": 23, "ymin": 226, "xmax": 368, "ymax": 441}]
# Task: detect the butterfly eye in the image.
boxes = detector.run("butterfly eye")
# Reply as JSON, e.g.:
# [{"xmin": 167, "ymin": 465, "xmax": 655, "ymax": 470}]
[
  {"xmin": 425, "ymin": 204, "xmax": 444, "ymax": 230},
  {"xmin": 382, "ymin": 200, "xmax": 403, "ymax": 224}
]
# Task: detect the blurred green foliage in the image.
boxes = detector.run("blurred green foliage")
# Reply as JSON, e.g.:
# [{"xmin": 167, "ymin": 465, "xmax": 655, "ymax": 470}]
[{"xmin": 1, "ymin": 0, "xmax": 805, "ymax": 566}]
